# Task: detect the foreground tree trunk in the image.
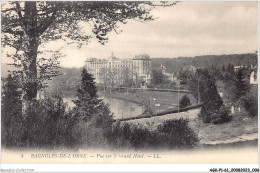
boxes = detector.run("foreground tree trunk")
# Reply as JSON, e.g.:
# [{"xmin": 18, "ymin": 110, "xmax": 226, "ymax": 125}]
[
  {"xmin": 23, "ymin": 2, "xmax": 38, "ymax": 101},
  {"xmin": 21, "ymin": 2, "xmax": 39, "ymax": 115}
]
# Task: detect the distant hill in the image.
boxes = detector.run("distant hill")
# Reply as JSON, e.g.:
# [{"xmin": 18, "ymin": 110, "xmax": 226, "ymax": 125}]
[{"xmin": 152, "ymin": 53, "xmax": 258, "ymax": 74}]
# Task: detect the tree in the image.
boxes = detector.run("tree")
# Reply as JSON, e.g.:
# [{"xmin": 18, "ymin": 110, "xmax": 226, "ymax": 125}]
[
  {"xmin": 98, "ymin": 67, "xmax": 109, "ymax": 90},
  {"xmin": 151, "ymin": 69, "xmax": 168, "ymax": 85},
  {"xmin": 73, "ymin": 68, "xmax": 113, "ymax": 121},
  {"xmin": 1, "ymin": 75, "xmax": 23, "ymax": 147},
  {"xmin": 73, "ymin": 68, "xmax": 98, "ymax": 120},
  {"xmin": 2, "ymin": 1, "xmax": 177, "ymax": 101},
  {"xmin": 108, "ymin": 68, "xmax": 118, "ymax": 90},
  {"xmin": 121, "ymin": 67, "xmax": 132, "ymax": 87},
  {"xmin": 157, "ymin": 118, "xmax": 199, "ymax": 148},
  {"xmin": 190, "ymin": 69, "xmax": 224, "ymax": 123},
  {"xmin": 233, "ymin": 68, "xmax": 250, "ymax": 101},
  {"xmin": 72, "ymin": 68, "xmax": 114, "ymax": 147},
  {"xmin": 240, "ymin": 91, "xmax": 258, "ymax": 117},
  {"xmin": 179, "ymin": 68, "xmax": 194, "ymax": 85},
  {"xmin": 179, "ymin": 95, "xmax": 191, "ymax": 108}
]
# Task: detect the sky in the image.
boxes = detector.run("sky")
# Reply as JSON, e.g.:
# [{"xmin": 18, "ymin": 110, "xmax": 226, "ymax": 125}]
[{"xmin": 2, "ymin": 1, "xmax": 258, "ymax": 68}]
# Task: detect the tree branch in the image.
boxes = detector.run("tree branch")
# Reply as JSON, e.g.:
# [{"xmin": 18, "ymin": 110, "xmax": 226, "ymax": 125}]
[
  {"xmin": 1, "ymin": 7, "xmax": 21, "ymax": 13},
  {"xmin": 2, "ymin": 28, "xmax": 24, "ymax": 35},
  {"xmin": 15, "ymin": 2, "xmax": 27, "ymax": 29},
  {"xmin": 150, "ymin": 1, "xmax": 180, "ymax": 7},
  {"xmin": 37, "ymin": 7, "xmax": 57, "ymax": 35}
]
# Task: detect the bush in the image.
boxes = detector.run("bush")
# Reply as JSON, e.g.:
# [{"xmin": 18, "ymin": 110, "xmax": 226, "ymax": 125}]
[
  {"xmin": 107, "ymin": 118, "xmax": 199, "ymax": 150},
  {"xmin": 211, "ymin": 105, "xmax": 231, "ymax": 124},
  {"xmin": 1, "ymin": 75, "xmax": 23, "ymax": 148},
  {"xmin": 71, "ymin": 103, "xmax": 114, "ymax": 149},
  {"xmin": 240, "ymin": 93, "xmax": 258, "ymax": 117},
  {"xmin": 157, "ymin": 118, "xmax": 199, "ymax": 148},
  {"xmin": 189, "ymin": 69, "xmax": 223, "ymax": 123},
  {"xmin": 2, "ymin": 84, "xmax": 81, "ymax": 149},
  {"xmin": 22, "ymin": 94, "xmax": 79, "ymax": 149},
  {"xmin": 179, "ymin": 95, "xmax": 191, "ymax": 108},
  {"xmin": 107, "ymin": 122, "xmax": 156, "ymax": 149},
  {"xmin": 199, "ymin": 106, "xmax": 212, "ymax": 123}
]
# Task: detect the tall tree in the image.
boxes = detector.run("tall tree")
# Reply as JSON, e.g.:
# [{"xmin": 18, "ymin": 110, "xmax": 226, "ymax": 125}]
[
  {"xmin": 188, "ymin": 69, "xmax": 223, "ymax": 123},
  {"xmin": 233, "ymin": 68, "xmax": 250, "ymax": 101},
  {"xmin": 2, "ymin": 1, "xmax": 177, "ymax": 101},
  {"xmin": 73, "ymin": 68, "xmax": 113, "ymax": 121}
]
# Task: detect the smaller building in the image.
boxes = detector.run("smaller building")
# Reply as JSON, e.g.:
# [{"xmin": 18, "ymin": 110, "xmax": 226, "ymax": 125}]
[
  {"xmin": 182, "ymin": 65, "xmax": 197, "ymax": 72},
  {"xmin": 234, "ymin": 65, "xmax": 248, "ymax": 72}
]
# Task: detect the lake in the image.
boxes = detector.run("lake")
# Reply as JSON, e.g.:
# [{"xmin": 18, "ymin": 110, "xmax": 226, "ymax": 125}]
[{"xmin": 63, "ymin": 96, "xmax": 144, "ymax": 119}]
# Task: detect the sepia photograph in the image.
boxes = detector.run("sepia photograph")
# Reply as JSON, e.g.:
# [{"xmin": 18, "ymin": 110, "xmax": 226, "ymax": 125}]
[{"xmin": 1, "ymin": 0, "xmax": 259, "ymax": 171}]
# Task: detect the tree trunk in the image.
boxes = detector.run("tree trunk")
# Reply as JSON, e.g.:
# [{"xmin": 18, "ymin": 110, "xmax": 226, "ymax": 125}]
[
  {"xmin": 21, "ymin": 2, "xmax": 39, "ymax": 115},
  {"xmin": 23, "ymin": 2, "xmax": 39, "ymax": 101}
]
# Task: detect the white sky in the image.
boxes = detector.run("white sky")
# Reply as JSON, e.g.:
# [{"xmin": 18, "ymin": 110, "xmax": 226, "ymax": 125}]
[{"xmin": 2, "ymin": 1, "xmax": 258, "ymax": 68}]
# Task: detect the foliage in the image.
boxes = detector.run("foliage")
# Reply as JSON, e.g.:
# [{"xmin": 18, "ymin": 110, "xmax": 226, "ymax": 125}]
[
  {"xmin": 220, "ymin": 67, "xmax": 255, "ymax": 116},
  {"xmin": 107, "ymin": 122, "xmax": 155, "ymax": 149},
  {"xmin": 151, "ymin": 69, "xmax": 169, "ymax": 85},
  {"xmin": 211, "ymin": 105, "xmax": 232, "ymax": 124},
  {"xmin": 1, "ymin": 68, "xmax": 114, "ymax": 149},
  {"xmin": 187, "ymin": 73, "xmax": 200, "ymax": 102},
  {"xmin": 179, "ymin": 69, "xmax": 195, "ymax": 85},
  {"xmin": 179, "ymin": 95, "xmax": 191, "ymax": 108},
  {"xmin": 152, "ymin": 53, "xmax": 257, "ymax": 75},
  {"xmin": 157, "ymin": 118, "xmax": 199, "ymax": 148},
  {"xmin": 1, "ymin": 75, "xmax": 23, "ymax": 147},
  {"xmin": 217, "ymin": 64, "xmax": 237, "ymax": 108},
  {"xmin": 73, "ymin": 68, "xmax": 114, "ymax": 121},
  {"xmin": 240, "ymin": 92, "xmax": 258, "ymax": 117},
  {"xmin": 191, "ymin": 69, "xmax": 224, "ymax": 123},
  {"xmin": 2, "ymin": 70, "xmax": 199, "ymax": 150},
  {"xmin": 2, "ymin": 1, "xmax": 176, "ymax": 100},
  {"xmin": 71, "ymin": 68, "xmax": 114, "ymax": 148},
  {"xmin": 1, "ymin": 81, "xmax": 79, "ymax": 149},
  {"xmin": 107, "ymin": 118, "xmax": 199, "ymax": 150},
  {"xmin": 233, "ymin": 68, "xmax": 251, "ymax": 101}
]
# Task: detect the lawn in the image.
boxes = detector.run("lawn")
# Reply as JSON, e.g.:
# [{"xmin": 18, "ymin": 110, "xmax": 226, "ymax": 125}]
[{"xmin": 101, "ymin": 90, "xmax": 197, "ymax": 113}]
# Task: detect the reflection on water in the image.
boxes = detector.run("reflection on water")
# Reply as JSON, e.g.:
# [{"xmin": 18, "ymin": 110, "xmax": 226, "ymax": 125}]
[{"xmin": 63, "ymin": 96, "xmax": 144, "ymax": 119}]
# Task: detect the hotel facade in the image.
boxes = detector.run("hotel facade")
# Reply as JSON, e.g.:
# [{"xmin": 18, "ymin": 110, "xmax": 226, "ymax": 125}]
[{"xmin": 85, "ymin": 54, "xmax": 152, "ymax": 86}]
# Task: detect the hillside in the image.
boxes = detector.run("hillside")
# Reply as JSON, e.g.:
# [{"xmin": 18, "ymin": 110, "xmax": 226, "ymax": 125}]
[{"xmin": 152, "ymin": 53, "xmax": 257, "ymax": 74}]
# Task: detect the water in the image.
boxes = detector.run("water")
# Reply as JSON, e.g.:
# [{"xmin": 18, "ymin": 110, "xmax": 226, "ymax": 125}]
[{"xmin": 63, "ymin": 96, "xmax": 144, "ymax": 119}]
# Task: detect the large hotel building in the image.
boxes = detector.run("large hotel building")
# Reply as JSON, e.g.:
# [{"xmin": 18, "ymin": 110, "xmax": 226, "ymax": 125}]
[{"xmin": 85, "ymin": 53, "xmax": 152, "ymax": 86}]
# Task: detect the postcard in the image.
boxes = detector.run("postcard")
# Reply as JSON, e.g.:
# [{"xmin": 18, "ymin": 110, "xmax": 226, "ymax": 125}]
[{"xmin": 1, "ymin": 1, "xmax": 258, "ymax": 171}]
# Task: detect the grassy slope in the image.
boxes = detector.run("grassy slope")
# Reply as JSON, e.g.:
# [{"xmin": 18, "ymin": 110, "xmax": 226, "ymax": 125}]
[{"xmin": 126, "ymin": 109, "xmax": 258, "ymax": 146}]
